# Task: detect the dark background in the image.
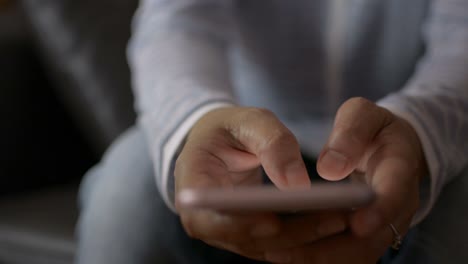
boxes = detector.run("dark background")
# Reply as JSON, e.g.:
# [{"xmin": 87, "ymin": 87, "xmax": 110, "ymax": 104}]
[
  {"xmin": 0, "ymin": 0, "xmax": 137, "ymax": 262},
  {"xmin": 0, "ymin": 2, "xmax": 96, "ymax": 196}
]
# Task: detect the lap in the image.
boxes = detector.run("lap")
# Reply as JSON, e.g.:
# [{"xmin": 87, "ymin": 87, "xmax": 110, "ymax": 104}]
[
  {"xmin": 76, "ymin": 126, "xmax": 253, "ymax": 264},
  {"xmin": 77, "ymin": 126, "xmax": 468, "ymax": 264}
]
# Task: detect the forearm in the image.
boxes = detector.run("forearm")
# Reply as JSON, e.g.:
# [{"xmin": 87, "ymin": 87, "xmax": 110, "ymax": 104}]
[
  {"xmin": 378, "ymin": 0, "xmax": 468, "ymax": 224},
  {"xmin": 128, "ymin": 0, "xmax": 237, "ymax": 207}
]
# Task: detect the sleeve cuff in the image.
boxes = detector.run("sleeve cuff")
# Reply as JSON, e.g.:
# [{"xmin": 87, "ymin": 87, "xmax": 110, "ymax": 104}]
[{"xmin": 160, "ymin": 102, "xmax": 235, "ymax": 213}]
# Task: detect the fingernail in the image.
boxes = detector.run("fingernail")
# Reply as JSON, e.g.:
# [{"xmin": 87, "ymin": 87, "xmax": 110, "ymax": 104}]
[
  {"xmin": 317, "ymin": 218, "xmax": 347, "ymax": 237},
  {"xmin": 320, "ymin": 150, "xmax": 348, "ymax": 174},
  {"xmin": 251, "ymin": 223, "xmax": 278, "ymax": 238},
  {"xmin": 265, "ymin": 251, "xmax": 291, "ymax": 263}
]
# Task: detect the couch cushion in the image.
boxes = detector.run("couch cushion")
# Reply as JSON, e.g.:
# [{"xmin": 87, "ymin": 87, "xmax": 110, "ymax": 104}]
[
  {"xmin": 0, "ymin": 186, "xmax": 78, "ymax": 264},
  {"xmin": 21, "ymin": 0, "xmax": 139, "ymax": 153}
]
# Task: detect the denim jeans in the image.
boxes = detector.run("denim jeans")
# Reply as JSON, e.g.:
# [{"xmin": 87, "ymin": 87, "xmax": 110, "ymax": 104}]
[{"xmin": 76, "ymin": 126, "xmax": 468, "ymax": 264}]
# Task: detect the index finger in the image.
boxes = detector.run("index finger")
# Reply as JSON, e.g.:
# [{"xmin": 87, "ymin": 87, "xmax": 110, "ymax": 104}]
[
  {"xmin": 226, "ymin": 108, "xmax": 311, "ymax": 189},
  {"xmin": 174, "ymin": 145, "xmax": 281, "ymax": 243}
]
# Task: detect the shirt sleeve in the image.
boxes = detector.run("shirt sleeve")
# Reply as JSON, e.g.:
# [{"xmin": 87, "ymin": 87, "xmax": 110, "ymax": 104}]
[
  {"xmin": 377, "ymin": 0, "xmax": 468, "ymax": 225},
  {"xmin": 161, "ymin": 102, "xmax": 234, "ymax": 212},
  {"xmin": 127, "ymin": 0, "xmax": 237, "ymax": 210}
]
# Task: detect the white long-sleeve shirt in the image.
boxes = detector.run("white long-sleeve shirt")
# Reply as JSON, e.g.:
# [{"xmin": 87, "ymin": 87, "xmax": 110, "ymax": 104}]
[{"xmin": 128, "ymin": 0, "xmax": 468, "ymax": 224}]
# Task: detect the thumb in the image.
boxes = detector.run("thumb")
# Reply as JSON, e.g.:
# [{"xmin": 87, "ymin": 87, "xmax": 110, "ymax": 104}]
[{"xmin": 317, "ymin": 98, "xmax": 393, "ymax": 181}]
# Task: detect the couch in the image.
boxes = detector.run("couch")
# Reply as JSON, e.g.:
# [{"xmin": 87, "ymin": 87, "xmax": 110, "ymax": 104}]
[{"xmin": 0, "ymin": 1, "xmax": 138, "ymax": 263}]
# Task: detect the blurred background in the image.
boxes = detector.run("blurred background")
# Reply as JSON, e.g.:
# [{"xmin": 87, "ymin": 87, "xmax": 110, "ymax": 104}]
[{"xmin": 0, "ymin": 0, "xmax": 138, "ymax": 263}]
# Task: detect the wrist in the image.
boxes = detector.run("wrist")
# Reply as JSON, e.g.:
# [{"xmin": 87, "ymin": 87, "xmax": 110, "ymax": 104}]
[{"xmin": 392, "ymin": 114, "xmax": 429, "ymax": 183}]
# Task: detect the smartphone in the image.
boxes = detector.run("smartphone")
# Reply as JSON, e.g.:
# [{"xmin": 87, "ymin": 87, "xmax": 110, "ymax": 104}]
[{"xmin": 177, "ymin": 183, "xmax": 375, "ymax": 212}]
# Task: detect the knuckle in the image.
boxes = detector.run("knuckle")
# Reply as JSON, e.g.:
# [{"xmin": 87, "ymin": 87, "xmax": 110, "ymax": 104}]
[
  {"xmin": 345, "ymin": 96, "xmax": 373, "ymax": 109},
  {"xmin": 242, "ymin": 107, "xmax": 275, "ymax": 120},
  {"xmin": 252, "ymin": 107, "xmax": 275, "ymax": 117},
  {"xmin": 265, "ymin": 128, "xmax": 288, "ymax": 145},
  {"xmin": 261, "ymin": 128, "xmax": 298, "ymax": 153},
  {"xmin": 338, "ymin": 97, "xmax": 376, "ymax": 120},
  {"xmin": 270, "ymin": 125, "xmax": 296, "ymax": 145},
  {"xmin": 341, "ymin": 97, "xmax": 393, "ymax": 125},
  {"xmin": 230, "ymin": 107, "xmax": 278, "ymax": 137}
]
